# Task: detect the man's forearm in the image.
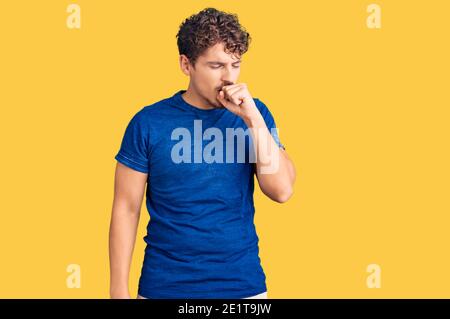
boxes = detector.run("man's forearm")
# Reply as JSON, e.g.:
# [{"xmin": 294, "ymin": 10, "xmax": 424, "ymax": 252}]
[
  {"xmin": 108, "ymin": 205, "xmax": 141, "ymax": 298},
  {"xmin": 244, "ymin": 113, "xmax": 296, "ymax": 203}
]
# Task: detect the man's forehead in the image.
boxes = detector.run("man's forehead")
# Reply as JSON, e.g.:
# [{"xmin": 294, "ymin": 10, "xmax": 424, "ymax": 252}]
[{"xmin": 199, "ymin": 43, "xmax": 241, "ymax": 62}]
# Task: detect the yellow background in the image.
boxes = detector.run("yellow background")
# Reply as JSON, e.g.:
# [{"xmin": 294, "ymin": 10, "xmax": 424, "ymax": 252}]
[{"xmin": 1, "ymin": 0, "xmax": 449, "ymax": 298}]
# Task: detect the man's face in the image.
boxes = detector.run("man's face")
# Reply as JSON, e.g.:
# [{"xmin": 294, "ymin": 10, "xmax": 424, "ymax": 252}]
[{"xmin": 186, "ymin": 42, "xmax": 241, "ymax": 108}]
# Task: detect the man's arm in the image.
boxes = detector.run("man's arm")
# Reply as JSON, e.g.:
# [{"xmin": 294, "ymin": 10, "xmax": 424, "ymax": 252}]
[
  {"xmin": 217, "ymin": 84, "xmax": 296, "ymax": 203},
  {"xmin": 245, "ymin": 113, "xmax": 296, "ymax": 203},
  {"xmin": 109, "ymin": 162, "xmax": 148, "ymax": 299}
]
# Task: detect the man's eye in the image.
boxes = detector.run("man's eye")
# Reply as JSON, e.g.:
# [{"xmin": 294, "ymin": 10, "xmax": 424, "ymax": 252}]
[
  {"xmin": 232, "ymin": 64, "xmax": 240, "ymax": 69},
  {"xmin": 211, "ymin": 65, "xmax": 222, "ymax": 69}
]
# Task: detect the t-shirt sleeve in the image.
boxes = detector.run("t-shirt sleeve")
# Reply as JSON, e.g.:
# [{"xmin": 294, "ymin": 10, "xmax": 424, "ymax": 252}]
[
  {"xmin": 254, "ymin": 98, "xmax": 285, "ymax": 150},
  {"xmin": 114, "ymin": 108, "xmax": 150, "ymax": 174}
]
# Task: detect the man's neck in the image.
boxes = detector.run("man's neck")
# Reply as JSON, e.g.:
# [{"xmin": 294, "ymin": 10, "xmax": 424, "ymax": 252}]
[{"xmin": 181, "ymin": 86, "xmax": 216, "ymax": 110}]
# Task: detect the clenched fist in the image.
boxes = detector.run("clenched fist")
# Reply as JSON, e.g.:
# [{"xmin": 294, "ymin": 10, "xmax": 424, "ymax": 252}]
[{"xmin": 217, "ymin": 83, "xmax": 260, "ymax": 122}]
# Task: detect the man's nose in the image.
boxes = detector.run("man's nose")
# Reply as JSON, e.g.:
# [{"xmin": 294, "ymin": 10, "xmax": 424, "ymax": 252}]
[{"xmin": 220, "ymin": 66, "xmax": 235, "ymax": 85}]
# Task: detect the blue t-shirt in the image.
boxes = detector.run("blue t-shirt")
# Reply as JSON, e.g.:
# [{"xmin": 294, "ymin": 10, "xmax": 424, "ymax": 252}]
[{"xmin": 114, "ymin": 90, "xmax": 283, "ymax": 298}]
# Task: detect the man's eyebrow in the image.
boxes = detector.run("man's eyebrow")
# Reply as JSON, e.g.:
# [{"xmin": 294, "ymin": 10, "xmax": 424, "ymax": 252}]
[{"xmin": 206, "ymin": 60, "xmax": 242, "ymax": 65}]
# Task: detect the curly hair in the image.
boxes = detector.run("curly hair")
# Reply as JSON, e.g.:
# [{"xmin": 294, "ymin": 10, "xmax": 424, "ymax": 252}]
[{"xmin": 176, "ymin": 8, "xmax": 251, "ymax": 65}]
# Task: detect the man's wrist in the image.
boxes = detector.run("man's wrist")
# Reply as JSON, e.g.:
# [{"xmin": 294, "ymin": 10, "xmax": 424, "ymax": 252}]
[{"xmin": 243, "ymin": 111, "xmax": 265, "ymax": 128}]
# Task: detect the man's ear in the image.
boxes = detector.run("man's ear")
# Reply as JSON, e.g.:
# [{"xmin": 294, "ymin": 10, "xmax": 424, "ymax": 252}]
[{"xmin": 179, "ymin": 54, "xmax": 191, "ymax": 76}]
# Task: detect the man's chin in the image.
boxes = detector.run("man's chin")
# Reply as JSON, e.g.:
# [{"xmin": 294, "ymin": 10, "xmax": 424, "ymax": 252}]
[
  {"xmin": 210, "ymin": 99, "xmax": 224, "ymax": 109},
  {"xmin": 201, "ymin": 93, "xmax": 224, "ymax": 109}
]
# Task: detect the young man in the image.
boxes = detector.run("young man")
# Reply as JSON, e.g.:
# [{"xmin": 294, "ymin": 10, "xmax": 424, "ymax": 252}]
[{"xmin": 109, "ymin": 7, "xmax": 296, "ymax": 299}]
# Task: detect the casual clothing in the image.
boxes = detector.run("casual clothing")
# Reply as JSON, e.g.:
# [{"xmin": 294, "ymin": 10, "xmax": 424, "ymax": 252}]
[{"xmin": 115, "ymin": 90, "xmax": 283, "ymax": 298}]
